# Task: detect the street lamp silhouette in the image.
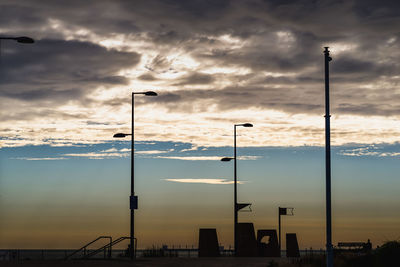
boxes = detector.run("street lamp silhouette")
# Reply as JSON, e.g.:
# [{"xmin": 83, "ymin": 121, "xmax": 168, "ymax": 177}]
[
  {"xmin": 324, "ymin": 47, "xmax": 333, "ymax": 267},
  {"xmin": 113, "ymin": 90, "xmax": 157, "ymax": 259},
  {"xmin": 0, "ymin": 36, "xmax": 34, "ymax": 57},
  {"xmin": 0, "ymin": 36, "xmax": 34, "ymax": 43},
  {"xmin": 221, "ymin": 123, "xmax": 253, "ymax": 256}
]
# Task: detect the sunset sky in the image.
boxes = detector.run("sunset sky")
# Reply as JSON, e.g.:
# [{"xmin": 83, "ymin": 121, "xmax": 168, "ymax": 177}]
[{"xmin": 1, "ymin": 0, "xmax": 399, "ymax": 250}]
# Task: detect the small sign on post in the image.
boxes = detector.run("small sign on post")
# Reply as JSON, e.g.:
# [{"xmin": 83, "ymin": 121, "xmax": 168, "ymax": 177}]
[
  {"xmin": 279, "ymin": 207, "xmax": 294, "ymax": 216},
  {"xmin": 130, "ymin": 195, "xmax": 138, "ymax": 210},
  {"xmin": 278, "ymin": 207, "xmax": 294, "ymax": 256}
]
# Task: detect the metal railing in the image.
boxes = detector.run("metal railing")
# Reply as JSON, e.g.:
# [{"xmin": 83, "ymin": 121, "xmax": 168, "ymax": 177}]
[
  {"xmin": 65, "ymin": 236, "xmax": 112, "ymax": 260},
  {"xmin": 84, "ymin": 236, "xmax": 136, "ymax": 259}
]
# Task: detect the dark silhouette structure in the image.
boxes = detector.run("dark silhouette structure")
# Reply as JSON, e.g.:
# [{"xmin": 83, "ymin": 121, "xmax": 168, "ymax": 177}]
[
  {"xmin": 324, "ymin": 47, "xmax": 334, "ymax": 267},
  {"xmin": 257, "ymin": 229, "xmax": 280, "ymax": 257},
  {"xmin": 236, "ymin": 223, "xmax": 258, "ymax": 257},
  {"xmin": 198, "ymin": 229, "xmax": 220, "ymax": 257},
  {"xmin": 113, "ymin": 91, "xmax": 158, "ymax": 259},
  {"xmin": 286, "ymin": 233, "xmax": 300, "ymax": 257},
  {"xmin": 198, "ymin": 223, "xmax": 299, "ymax": 257},
  {"xmin": 278, "ymin": 207, "xmax": 294, "ymax": 255},
  {"xmin": 237, "ymin": 224, "xmax": 281, "ymax": 257}
]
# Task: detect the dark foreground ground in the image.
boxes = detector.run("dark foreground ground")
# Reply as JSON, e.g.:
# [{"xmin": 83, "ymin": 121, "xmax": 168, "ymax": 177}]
[{"xmin": 0, "ymin": 258, "xmax": 300, "ymax": 267}]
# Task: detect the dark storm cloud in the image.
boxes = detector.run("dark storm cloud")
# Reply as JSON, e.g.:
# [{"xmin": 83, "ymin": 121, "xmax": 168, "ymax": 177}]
[
  {"xmin": 138, "ymin": 73, "xmax": 157, "ymax": 81},
  {"xmin": 1, "ymin": 0, "xmax": 398, "ymax": 41},
  {"xmin": 0, "ymin": 1, "xmax": 354, "ymax": 42},
  {"xmin": 336, "ymin": 103, "xmax": 400, "ymax": 116},
  {"xmin": 148, "ymin": 85, "xmax": 323, "ymax": 114},
  {"xmin": 173, "ymin": 72, "xmax": 215, "ymax": 85},
  {"xmin": 0, "ymin": 108, "xmax": 86, "ymax": 122},
  {"xmin": 143, "ymin": 76, "xmax": 400, "ymax": 116},
  {"xmin": 352, "ymin": 0, "xmax": 400, "ymax": 31},
  {"xmin": 1, "ymin": 0, "xmax": 399, "ymax": 117},
  {"xmin": 332, "ymin": 56, "xmax": 394, "ymax": 75},
  {"xmin": 0, "ymin": 39, "xmax": 140, "ymax": 103},
  {"xmin": 0, "ymin": 0, "xmax": 233, "ymax": 40}
]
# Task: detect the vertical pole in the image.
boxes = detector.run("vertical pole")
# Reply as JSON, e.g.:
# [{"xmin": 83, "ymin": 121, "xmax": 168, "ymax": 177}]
[
  {"xmin": 278, "ymin": 208, "xmax": 281, "ymax": 256},
  {"xmin": 0, "ymin": 40, "xmax": 2, "ymax": 69},
  {"xmin": 131, "ymin": 92, "xmax": 135, "ymax": 259},
  {"xmin": 324, "ymin": 47, "xmax": 333, "ymax": 267},
  {"xmin": 234, "ymin": 125, "xmax": 237, "ymax": 256},
  {"xmin": 109, "ymin": 237, "xmax": 112, "ymax": 258}
]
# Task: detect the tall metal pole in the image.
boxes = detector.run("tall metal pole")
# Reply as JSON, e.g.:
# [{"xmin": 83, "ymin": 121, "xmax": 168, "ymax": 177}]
[
  {"xmin": 278, "ymin": 209, "xmax": 281, "ymax": 255},
  {"xmin": 233, "ymin": 125, "xmax": 237, "ymax": 256},
  {"xmin": 114, "ymin": 91, "xmax": 156, "ymax": 259},
  {"xmin": 324, "ymin": 47, "xmax": 333, "ymax": 267},
  {"xmin": 130, "ymin": 92, "xmax": 135, "ymax": 259}
]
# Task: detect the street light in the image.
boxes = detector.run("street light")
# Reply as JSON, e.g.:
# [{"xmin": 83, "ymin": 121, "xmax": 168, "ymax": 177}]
[
  {"xmin": 324, "ymin": 47, "xmax": 333, "ymax": 267},
  {"xmin": 0, "ymin": 36, "xmax": 35, "ymax": 43},
  {"xmin": 0, "ymin": 36, "xmax": 34, "ymax": 57},
  {"xmin": 113, "ymin": 90, "xmax": 157, "ymax": 259},
  {"xmin": 221, "ymin": 123, "xmax": 253, "ymax": 256},
  {"xmin": 113, "ymin": 133, "xmax": 131, "ymax": 138}
]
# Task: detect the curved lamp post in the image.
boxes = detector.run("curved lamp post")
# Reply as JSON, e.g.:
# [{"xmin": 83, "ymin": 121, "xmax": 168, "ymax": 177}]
[
  {"xmin": 221, "ymin": 123, "xmax": 253, "ymax": 256},
  {"xmin": 113, "ymin": 90, "xmax": 157, "ymax": 259}
]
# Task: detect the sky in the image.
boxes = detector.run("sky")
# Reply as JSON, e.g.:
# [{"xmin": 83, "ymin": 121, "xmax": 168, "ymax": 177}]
[{"xmin": 0, "ymin": 0, "xmax": 399, "ymax": 250}]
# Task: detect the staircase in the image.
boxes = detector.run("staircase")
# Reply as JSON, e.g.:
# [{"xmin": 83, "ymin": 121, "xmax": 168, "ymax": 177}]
[{"xmin": 65, "ymin": 236, "xmax": 136, "ymax": 259}]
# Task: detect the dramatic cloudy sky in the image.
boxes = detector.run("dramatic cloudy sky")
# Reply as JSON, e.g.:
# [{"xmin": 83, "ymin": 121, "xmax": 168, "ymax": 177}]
[
  {"xmin": 1, "ymin": 0, "xmax": 400, "ymax": 147},
  {"xmin": 1, "ymin": 0, "xmax": 399, "ymax": 250}
]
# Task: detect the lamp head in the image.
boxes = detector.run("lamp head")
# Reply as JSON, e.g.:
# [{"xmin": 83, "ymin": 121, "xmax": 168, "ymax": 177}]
[
  {"xmin": 242, "ymin": 123, "xmax": 253, "ymax": 127},
  {"xmin": 16, "ymin": 36, "xmax": 35, "ymax": 43},
  {"xmin": 113, "ymin": 133, "xmax": 128, "ymax": 138},
  {"xmin": 221, "ymin": 157, "xmax": 233, "ymax": 162},
  {"xmin": 144, "ymin": 91, "xmax": 158, "ymax": 96}
]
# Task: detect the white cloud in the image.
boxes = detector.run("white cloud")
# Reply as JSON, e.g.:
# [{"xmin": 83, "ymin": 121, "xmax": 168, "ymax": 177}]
[
  {"xmin": 13, "ymin": 157, "xmax": 67, "ymax": 161},
  {"xmin": 238, "ymin": 156, "xmax": 262, "ymax": 160},
  {"xmin": 63, "ymin": 147, "xmax": 130, "ymax": 159},
  {"xmin": 155, "ymin": 155, "xmax": 261, "ymax": 161},
  {"xmin": 156, "ymin": 156, "xmax": 222, "ymax": 161},
  {"xmin": 379, "ymin": 152, "xmax": 400, "ymax": 157},
  {"xmin": 101, "ymin": 148, "xmax": 119, "ymax": 153},
  {"xmin": 135, "ymin": 149, "xmax": 174, "ymax": 155},
  {"xmin": 339, "ymin": 146, "xmax": 400, "ymax": 157},
  {"xmin": 179, "ymin": 145, "xmax": 200, "ymax": 152},
  {"xmin": 63, "ymin": 152, "xmax": 128, "ymax": 159},
  {"xmin": 164, "ymin": 178, "xmax": 245, "ymax": 185},
  {"xmin": 58, "ymin": 147, "xmax": 175, "ymax": 159}
]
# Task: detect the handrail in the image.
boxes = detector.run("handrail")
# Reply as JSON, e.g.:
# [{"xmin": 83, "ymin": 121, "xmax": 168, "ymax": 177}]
[
  {"xmin": 65, "ymin": 236, "xmax": 112, "ymax": 259},
  {"xmin": 85, "ymin": 236, "xmax": 136, "ymax": 259}
]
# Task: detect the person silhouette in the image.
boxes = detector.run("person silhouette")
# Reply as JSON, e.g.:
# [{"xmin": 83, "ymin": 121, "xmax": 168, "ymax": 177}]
[{"xmin": 364, "ymin": 239, "xmax": 372, "ymax": 251}]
